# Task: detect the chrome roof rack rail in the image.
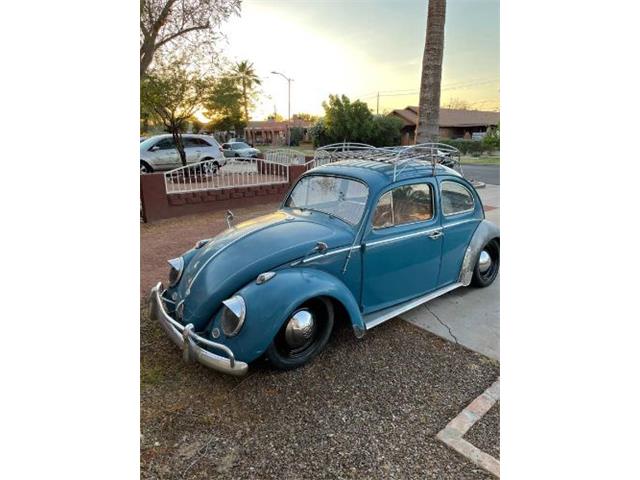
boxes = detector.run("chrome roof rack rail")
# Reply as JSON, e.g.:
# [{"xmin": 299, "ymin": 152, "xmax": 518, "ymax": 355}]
[{"xmin": 312, "ymin": 141, "xmax": 462, "ymax": 179}]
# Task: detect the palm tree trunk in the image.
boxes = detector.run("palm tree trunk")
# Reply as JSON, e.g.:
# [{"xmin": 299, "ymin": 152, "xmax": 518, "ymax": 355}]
[{"xmin": 416, "ymin": 0, "xmax": 446, "ymax": 144}]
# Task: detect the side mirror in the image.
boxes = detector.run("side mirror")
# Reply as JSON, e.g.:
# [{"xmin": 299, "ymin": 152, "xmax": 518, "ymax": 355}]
[{"xmin": 150, "ymin": 145, "xmax": 160, "ymax": 152}]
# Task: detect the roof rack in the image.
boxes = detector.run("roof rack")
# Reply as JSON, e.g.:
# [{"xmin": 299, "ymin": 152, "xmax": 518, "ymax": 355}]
[{"xmin": 312, "ymin": 142, "xmax": 463, "ymax": 180}]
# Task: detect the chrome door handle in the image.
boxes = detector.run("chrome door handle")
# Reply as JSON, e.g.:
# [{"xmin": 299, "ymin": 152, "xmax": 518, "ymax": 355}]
[{"xmin": 427, "ymin": 230, "xmax": 443, "ymax": 240}]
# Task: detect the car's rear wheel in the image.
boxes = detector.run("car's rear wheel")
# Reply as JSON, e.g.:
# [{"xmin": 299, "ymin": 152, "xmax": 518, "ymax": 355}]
[
  {"xmin": 471, "ymin": 239, "xmax": 500, "ymax": 287},
  {"xmin": 202, "ymin": 159, "xmax": 219, "ymax": 175},
  {"xmin": 140, "ymin": 161, "xmax": 153, "ymax": 174},
  {"xmin": 265, "ymin": 297, "xmax": 334, "ymax": 370}
]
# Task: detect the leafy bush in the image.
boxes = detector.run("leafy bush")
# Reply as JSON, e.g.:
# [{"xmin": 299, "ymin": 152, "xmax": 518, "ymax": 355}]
[
  {"xmin": 440, "ymin": 139, "xmax": 485, "ymax": 155},
  {"xmin": 482, "ymin": 123, "xmax": 500, "ymax": 150},
  {"xmin": 366, "ymin": 115, "xmax": 403, "ymax": 147},
  {"xmin": 289, "ymin": 127, "xmax": 304, "ymax": 146},
  {"xmin": 309, "ymin": 94, "xmax": 403, "ymax": 147}
]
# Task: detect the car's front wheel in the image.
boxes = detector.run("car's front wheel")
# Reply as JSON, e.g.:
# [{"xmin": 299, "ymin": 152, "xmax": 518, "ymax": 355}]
[
  {"xmin": 140, "ymin": 161, "xmax": 153, "ymax": 174},
  {"xmin": 265, "ymin": 297, "xmax": 334, "ymax": 370},
  {"xmin": 471, "ymin": 239, "xmax": 500, "ymax": 287}
]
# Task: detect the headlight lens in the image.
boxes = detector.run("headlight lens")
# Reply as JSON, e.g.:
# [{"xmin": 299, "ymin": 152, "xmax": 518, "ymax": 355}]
[
  {"xmin": 220, "ymin": 295, "xmax": 246, "ymax": 337},
  {"xmin": 168, "ymin": 257, "xmax": 184, "ymax": 287}
]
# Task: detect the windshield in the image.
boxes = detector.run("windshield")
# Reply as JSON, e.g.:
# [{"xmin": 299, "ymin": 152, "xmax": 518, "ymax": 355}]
[{"xmin": 285, "ymin": 175, "xmax": 369, "ymax": 225}]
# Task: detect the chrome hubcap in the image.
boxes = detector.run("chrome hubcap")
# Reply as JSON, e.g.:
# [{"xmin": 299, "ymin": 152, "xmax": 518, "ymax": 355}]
[
  {"xmin": 285, "ymin": 310, "xmax": 315, "ymax": 348},
  {"xmin": 478, "ymin": 250, "xmax": 492, "ymax": 273}
]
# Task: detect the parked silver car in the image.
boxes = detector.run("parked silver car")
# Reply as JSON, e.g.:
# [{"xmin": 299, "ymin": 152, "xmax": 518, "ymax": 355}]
[
  {"xmin": 221, "ymin": 141, "xmax": 261, "ymax": 159},
  {"xmin": 140, "ymin": 134, "xmax": 225, "ymax": 173}
]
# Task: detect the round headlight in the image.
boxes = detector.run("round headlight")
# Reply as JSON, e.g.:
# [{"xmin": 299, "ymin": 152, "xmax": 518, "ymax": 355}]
[
  {"xmin": 220, "ymin": 295, "xmax": 246, "ymax": 337},
  {"xmin": 168, "ymin": 257, "xmax": 184, "ymax": 287}
]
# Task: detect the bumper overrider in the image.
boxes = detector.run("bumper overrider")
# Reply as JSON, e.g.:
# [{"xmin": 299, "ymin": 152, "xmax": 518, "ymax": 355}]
[{"xmin": 148, "ymin": 282, "xmax": 248, "ymax": 376}]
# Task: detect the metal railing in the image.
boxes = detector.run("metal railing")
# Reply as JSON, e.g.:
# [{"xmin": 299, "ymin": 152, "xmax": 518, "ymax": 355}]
[
  {"xmin": 164, "ymin": 158, "xmax": 289, "ymax": 194},
  {"xmin": 264, "ymin": 149, "xmax": 307, "ymax": 165}
]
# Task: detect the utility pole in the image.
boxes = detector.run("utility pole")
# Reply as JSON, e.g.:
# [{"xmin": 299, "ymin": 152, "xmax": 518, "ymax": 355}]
[
  {"xmin": 271, "ymin": 71, "xmax": 293, "ymax": 146},
  {"xmin": 376, "ymin": 92, "xmax": 380, "ymax": 115}
]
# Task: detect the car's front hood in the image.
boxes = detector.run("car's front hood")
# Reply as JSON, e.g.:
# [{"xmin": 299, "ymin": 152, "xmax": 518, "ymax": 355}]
[{"xmin": 175, "ymin": 210, "xmax": 354, "ymax": 329}]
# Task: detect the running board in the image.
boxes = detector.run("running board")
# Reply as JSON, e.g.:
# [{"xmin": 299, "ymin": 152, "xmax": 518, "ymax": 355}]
[{"xmin": 363, "ymin": 283, "xmax": 463, "ymax": 330}]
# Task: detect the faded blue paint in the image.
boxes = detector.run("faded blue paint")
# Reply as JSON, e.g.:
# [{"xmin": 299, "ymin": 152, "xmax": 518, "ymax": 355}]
[{"xmin": 162, "ymin": 160, "xmax": 498, "ymax": 364}]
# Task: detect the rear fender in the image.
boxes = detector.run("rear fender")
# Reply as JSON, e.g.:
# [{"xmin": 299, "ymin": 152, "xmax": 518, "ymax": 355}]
[{"xmin": 458, "ymin": 220, "xmax": 500, "ymax": 286}]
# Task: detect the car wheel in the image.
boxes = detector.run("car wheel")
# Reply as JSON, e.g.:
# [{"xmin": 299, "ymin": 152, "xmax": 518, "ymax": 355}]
[
  {"xmin": 140, "ymin": 161, "xmax": 153, "ymax": 174},
  {"xmin": 202, "ymin": 159, "xmax": 219, "ymax": 175},
  {"xmin": 266, "ymin": 297, "xmax": 334, "ymax": 370},
  {"xmin": 471, "ymin": 239, "xmax": 500, "ymax": 287}
]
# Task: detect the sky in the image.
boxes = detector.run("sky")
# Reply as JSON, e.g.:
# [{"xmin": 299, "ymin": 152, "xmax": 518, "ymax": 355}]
[{"xmin": 219, "ymin": 0, "xmax": 499, "ymax": 120}]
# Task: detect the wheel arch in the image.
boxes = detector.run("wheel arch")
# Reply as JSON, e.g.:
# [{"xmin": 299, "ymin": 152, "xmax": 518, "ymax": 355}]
[
  {"xmin": 458, "ymin": 220, "xmax": 500, "ymax": 286},
  {"xmin": 224, "ymin": 268, "xmax": 365, "ymax": 363}
]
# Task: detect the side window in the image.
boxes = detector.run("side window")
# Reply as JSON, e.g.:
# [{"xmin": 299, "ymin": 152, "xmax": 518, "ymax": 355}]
[
  {"xmin": 198, "ymin": 138, "xmax": 212, "ymax": 147},
  {"xmin": 372, "ymin": 184, "xmax": 433, "ymax": 229},
  {"xmin": 183, "ymin": 137, "xmax": 198, "ymax": 148},
  {"xmin": 155, "ymin": 138, "xmax": 175, "ymax": 150},
  {"xmin": 441, "ymin": 181, "xmax": 475, "ymax": 216}
]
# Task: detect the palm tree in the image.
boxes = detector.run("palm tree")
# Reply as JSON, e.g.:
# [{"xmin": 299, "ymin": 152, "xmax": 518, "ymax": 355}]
[
  {"xmin": 232, "ymin": 60, "xmax": 261, "ymax": 124},
  {"xmin": 416, "ymin": 0, "xmax": 447, "ymax": 143}
]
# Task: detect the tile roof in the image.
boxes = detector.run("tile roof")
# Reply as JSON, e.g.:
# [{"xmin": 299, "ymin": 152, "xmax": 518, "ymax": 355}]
[{"xmin": 390, "ymin": 107, "xmax": 499, "ymax": 128}]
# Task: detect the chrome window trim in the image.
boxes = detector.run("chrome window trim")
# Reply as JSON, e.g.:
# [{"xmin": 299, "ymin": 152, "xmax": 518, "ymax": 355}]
[
  {"xmin": 440, "ymin": 180, "xmax": 475, "ymax": 217},
  {"xmin": 443, "ymin": 218, "xmax": 478, "ymax": 229},
  {"xmin": 366, "ymin": 226, "xmax": 442, "ymax": 248}
]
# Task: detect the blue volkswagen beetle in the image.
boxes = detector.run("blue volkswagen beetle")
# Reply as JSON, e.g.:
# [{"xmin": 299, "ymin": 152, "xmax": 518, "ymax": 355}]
[{"xmin": 149, "ymin": 144, "xmax": 500, "ymax": 376}]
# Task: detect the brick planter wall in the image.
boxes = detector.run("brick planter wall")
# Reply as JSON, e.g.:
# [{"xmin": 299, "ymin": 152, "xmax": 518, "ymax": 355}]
[{"xmin": 140, "ymin": 159, "xmax": 314, "ymax": 223}]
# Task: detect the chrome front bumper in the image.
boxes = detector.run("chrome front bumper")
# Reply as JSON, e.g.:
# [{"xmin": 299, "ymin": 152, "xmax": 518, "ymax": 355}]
[{"xmin": 148, "ymin": 282, "xmax": 248, "ymax": 376}]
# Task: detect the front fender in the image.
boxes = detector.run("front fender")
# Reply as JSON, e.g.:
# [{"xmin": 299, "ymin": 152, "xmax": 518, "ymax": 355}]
[
  {"xmin": 458, "ymin": 219, "xmax": 500, "ymax": 286},
  {"xmin": 212, "ymin": 268, "xmax": 364, "ymax": 363}
]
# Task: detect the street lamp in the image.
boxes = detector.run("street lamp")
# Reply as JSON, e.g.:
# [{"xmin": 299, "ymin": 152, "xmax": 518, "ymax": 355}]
[{"xmin": 271, "ymin": 71, "xmax": 293, "ymax": 146}]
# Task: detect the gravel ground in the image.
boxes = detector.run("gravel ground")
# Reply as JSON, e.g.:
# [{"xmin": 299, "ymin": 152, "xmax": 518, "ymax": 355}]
[
  {"xmin": 141, "ymin": 205, "xmax": 500, "ymax": 479},
  {"xmin": 464, "ymin": 401, "xmax": 500, "ymax": 460}
]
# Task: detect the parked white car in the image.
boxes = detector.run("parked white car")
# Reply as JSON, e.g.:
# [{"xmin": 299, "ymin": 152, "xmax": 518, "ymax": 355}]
[{"xmin": 140, "ymin": 134, "xmax": 226, "ymax": 174}]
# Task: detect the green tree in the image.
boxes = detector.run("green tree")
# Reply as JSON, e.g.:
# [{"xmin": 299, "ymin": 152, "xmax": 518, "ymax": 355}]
[
  {"xmin": 367, "ymin": 115, "xmax": 403, "ymax": 147},
  {"xmin": 482, "ymin": 123, "xmax": 500, "ymax": 150},
  {"xmin": 140, "ymin": 0, "xmax": 240, "ymax": 77},
  {"xmin": 140, "ymin": 59, "xmax": 206, "ymax": 165},
  {"xmin": 267, "ymin": 112, "xmax": 284, "ymax": 121},
  {"xmin": 231, "ymin": 60, "xmax": 261, "ymax": 123},
  {"xmin": 322, "ymin": 94, "xmax": 374, "ymax": 143},
  {"xmin": 203, "ymin": 76, "xmax": 246, "ymax": 134},
  {"xmin": 293, "ymin": 113, "xmax": 318, "ymax": 122}
]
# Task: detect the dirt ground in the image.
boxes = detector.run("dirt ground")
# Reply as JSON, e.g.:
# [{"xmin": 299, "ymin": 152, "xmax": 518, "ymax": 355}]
[{"xmin": 140, "ymin": 205, "xmax": 500, "ymax": 479}]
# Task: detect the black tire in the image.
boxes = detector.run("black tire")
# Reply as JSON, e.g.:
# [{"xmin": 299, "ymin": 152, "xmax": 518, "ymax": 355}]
[
  {"xmin": 471, "ymin": 239, "xmax": 500, "ymax": 287},
  {"xmin": 266, "ymin": 297, "xmax": 334, "ymax": 370},
  {"xmin": 140, "ymin": 161, "xmax": 153, "ymax": 174},
  {"xmin": 202, "ymin": 159, "xmax": 219, "ymax": 175}
]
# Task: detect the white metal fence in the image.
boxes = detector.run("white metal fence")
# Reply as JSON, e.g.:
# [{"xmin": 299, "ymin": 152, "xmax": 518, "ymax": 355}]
[
  {"xmin": 264, "ymin": 149, "xmax": 307, "ymax": 165},
  {"xmin": 164, "ymin": 158, "xmax": 289, "ymax": 194}
]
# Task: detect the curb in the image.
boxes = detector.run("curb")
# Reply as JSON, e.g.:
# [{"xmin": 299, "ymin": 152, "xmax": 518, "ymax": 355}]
[{"xmin": 437, "ymin": 377, "xmax": 500, "ymax": 477}]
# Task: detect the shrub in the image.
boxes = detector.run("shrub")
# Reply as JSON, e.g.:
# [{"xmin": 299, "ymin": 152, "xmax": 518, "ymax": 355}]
[
  {"xmin": 366, "ymin": 115, "xmax": 403, "ymax": 147},
  {"xmin": 289, "ymin": 127, "xmax": 304, "ymax": 146}
]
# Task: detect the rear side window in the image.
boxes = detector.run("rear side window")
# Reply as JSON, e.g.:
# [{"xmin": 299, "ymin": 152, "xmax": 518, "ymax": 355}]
[
  {"xmin": 372, "ymin": 183, "xmax": 433, "ymax": 229},
  {"xmin": 441, "ymin": 181, "xmax": 475, "ymax": 215}
]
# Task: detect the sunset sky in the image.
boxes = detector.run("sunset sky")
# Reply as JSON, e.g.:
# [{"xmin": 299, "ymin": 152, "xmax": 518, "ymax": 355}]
[{"xmin": 221, "ymin": 0, "xmax": 499, "ymax": 120}]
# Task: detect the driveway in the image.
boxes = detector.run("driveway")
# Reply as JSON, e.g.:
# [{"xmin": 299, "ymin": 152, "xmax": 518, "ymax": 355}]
[{"xmin": 401, "ymin": 185, "xmax": 500, "ymax": 360}]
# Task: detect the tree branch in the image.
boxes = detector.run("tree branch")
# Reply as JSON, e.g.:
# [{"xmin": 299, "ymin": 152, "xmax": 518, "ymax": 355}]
[{"xmin": 154, "ymin": 22, "xmax": 210, "ymax": 49}]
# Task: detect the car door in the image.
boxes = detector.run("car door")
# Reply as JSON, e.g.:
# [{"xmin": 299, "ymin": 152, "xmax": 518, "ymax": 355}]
[
  {"xmin": 183, "ymin": 137, "xmax": 202, "ymax": 164},
  {"xmin": 437, "ymin": 179, "xmax": 482, "ymax": 285},
  {"xmin": 361, "ymin": 181, "xmax": 443, "ymax": 314},
  {"xmin": 151, "ymin": 138, "xmax": 179, "ymax": 169}
]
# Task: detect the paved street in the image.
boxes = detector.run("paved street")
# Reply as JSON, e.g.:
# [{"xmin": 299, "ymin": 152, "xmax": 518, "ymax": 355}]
[
  {"xmin": 401, "ymin": 184, "xmax": 500, "ymax": 360},
  {"xmin": 462, "ymin": 164, "xmax": 500, "ymax": 185}
]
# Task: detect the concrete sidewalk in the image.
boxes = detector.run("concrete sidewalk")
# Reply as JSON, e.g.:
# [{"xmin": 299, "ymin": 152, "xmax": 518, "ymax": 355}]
[{"xmin": 401, "ymin": 185, "xmax": 500, "ymax": 360}]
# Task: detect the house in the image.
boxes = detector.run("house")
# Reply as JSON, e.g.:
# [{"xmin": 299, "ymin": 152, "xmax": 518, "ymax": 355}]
[
  {"xmin": 244, "ymin": 118, "xmax": 314, "ymax": 146},
  {"xmin": 389, "ymin": 106, "xmax": 500, "ymax": 145}
]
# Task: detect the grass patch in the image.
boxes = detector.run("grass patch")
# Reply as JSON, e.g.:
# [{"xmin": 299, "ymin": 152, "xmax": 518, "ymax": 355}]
[
  {"xmin": 461, "ymin": 155, "xmax": 500, "ymax": 165},
  {"xmin": 141, "ymin": 363, "xmax": 165, "ymax": 387}
]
